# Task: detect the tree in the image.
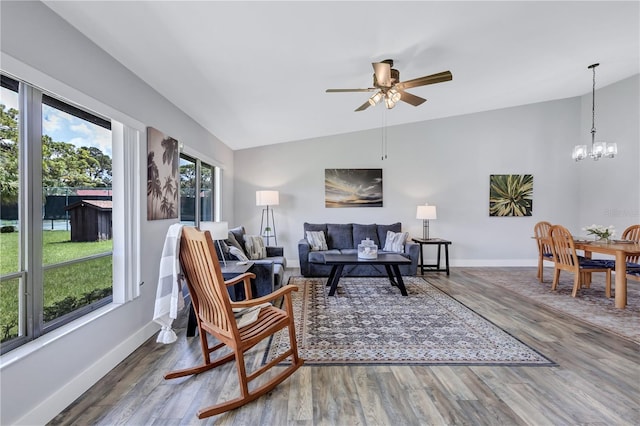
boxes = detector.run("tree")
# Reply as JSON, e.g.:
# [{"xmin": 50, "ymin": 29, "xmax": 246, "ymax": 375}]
[
  {"xmin": 147, "ymin": 152, "xmax": 162, "ymax": 217},
  {"xmin": 0, "ymin": 103, "xmax": 113, "ymax": 205},
  {"xmin": 0, "ymin": 104, "xmax": 19, "ymax": 204}
]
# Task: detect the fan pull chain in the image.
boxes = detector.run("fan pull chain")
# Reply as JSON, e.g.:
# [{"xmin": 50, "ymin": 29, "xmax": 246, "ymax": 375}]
[{"xmin": 381, "ymin": 109, "xmax": 388, "ymax": 160}]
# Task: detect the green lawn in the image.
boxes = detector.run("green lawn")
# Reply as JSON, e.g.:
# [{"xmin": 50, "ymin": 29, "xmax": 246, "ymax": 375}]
[{"xmin": 0, "ymin": 230, "xmax": 113, "ymax": 342}]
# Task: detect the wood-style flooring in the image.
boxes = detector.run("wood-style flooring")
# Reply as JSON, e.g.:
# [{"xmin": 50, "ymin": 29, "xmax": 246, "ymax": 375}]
[{"xmin": 48, "ymin": 268, "xmax": 640, "ymax": 425}]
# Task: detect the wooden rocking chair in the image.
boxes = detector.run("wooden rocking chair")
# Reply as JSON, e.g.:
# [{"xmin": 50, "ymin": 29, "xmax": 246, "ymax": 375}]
[{"xmin": 165, "ymin": 226, "xmax": 303, "ymax": 419}]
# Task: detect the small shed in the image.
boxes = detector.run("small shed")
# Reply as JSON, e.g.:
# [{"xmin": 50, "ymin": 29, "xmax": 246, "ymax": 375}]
[{"xmin": 65, "ymin": 199, "xmax": 113, "ymax": 242}]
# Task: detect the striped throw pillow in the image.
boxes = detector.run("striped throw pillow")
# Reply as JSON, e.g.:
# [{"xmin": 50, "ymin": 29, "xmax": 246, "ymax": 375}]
[
  {"xmin": 383, "ymin": 230, "xmax": 409, "ymax": 253},
  {"xmin": 243, "ymin": 235, "xmax": 266, "ymax": 259},
  {"xmin": 306, "ymin": 230, "xmax": 328, "ymax": 251}
]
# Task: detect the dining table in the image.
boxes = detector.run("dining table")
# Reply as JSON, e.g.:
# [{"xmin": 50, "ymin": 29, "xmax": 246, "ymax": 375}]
[{"xmin": 573, "ymin": 239, "xmax": 640, "ymax": 309}]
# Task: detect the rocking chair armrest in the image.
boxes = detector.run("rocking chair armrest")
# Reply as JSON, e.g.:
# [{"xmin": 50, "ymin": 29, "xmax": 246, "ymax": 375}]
[
  {"xmin": 224, "ymin": 272, "xmax": 256, "ymax": 300},
  {"xmin": 230, "ymin": 284, "xmax": 299, "ymax": 308}
]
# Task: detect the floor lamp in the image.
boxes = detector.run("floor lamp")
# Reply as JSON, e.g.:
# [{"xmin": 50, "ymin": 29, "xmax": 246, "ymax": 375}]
[
  {"xmin": 199, "ymin": 221, "xmax": 229, "ymax": 267},
  {"xmin": 416, "ymin": 204, "xmax": 437, "ymax": 240},
  {"xmin": 256, "ymin": 190, "xmax": 279, "ymax": 246}
]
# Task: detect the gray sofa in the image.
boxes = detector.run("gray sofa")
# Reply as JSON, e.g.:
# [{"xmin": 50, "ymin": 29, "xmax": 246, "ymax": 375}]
[
  {"xmin": 298, "ymin": 222, "xmax": 419, "ymax": 277},
  {"xmin": 215, "ymin": 226, "xmax": 286, "ymax": 299}
]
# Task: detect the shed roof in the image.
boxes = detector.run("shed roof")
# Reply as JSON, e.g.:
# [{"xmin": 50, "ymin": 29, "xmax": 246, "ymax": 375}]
[{"xmin": 65, "ymin": 199, "xmax": 113, "ymax": 211}]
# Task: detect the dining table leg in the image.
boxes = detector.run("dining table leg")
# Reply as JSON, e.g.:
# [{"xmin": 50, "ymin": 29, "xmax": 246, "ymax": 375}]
[{"xmin": 614, "ymin": 251, "xmax": 627, "ymax": 309}]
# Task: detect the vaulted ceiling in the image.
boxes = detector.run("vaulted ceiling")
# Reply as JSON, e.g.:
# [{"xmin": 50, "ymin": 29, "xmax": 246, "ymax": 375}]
[{"xmin": 44, "ymin": 1, "xmax": 639, "ymax": 150}]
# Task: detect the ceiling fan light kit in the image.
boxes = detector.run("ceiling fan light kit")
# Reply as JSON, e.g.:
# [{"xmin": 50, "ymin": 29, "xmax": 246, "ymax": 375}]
[
  {"xmin": 572, "ymin": 63, "xmax": 617, "ymax": 162},
  {"xmin": 326, "ymin": 59, "xmax": 453, "ymax": 112}
]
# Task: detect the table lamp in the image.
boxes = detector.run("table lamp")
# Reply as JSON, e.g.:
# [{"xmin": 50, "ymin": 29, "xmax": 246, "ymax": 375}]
[
  {"xmin": 416, "ymin": 204, "xmax": 437, "ymax": 240},
  {"xmin": 199, "ymin": 221, "xmax": 229, "ymax": 266}
]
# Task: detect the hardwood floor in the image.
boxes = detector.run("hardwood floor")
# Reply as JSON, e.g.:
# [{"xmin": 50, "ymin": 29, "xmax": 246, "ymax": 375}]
[{"xmin": 48, "ymin": 268, "xmax": 640, "ymax": 425}]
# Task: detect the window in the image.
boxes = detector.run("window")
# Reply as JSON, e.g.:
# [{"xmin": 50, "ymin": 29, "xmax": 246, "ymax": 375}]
[
  {"xmin": 0, "ymin": 73, "xmax": 139, "ymax": 354},
  {"xmin": 179, "ymin": 153, "xmax": 217, "ymax": 226}
]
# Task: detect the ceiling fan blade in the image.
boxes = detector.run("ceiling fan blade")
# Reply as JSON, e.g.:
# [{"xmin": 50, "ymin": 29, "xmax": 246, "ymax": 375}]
[
  {"xmin": 326, "ymin": 88, "xmax": 377, "ymax": 93},
  {"xmin": 395, "ymin": 71, "xmax": 453, "ymax": 90},
  {"xmin": 399, "ymin": 90, "xmax": 427, "ymax": 107},
  {"xmin": 355, "ymin": 100, "xmax": 371, "ymax": 112},
  {"xmin": 372, "ymin": 62, "xmax": 391, "ymax": 87}
]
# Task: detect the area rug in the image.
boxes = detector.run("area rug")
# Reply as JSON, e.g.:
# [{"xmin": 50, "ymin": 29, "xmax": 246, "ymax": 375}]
[
  {"xmin": 461, "ymin": 267, "xmax": 640, "ymax": 344},
  {"xmin": 262, "ymin": 276, "xmax": 554, "ymax": 366}
]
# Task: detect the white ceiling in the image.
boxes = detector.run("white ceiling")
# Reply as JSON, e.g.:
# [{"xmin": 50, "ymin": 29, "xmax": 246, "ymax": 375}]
[{"xmin": 43, "ymin": 1, "xmax": 639, "ymax": 150}]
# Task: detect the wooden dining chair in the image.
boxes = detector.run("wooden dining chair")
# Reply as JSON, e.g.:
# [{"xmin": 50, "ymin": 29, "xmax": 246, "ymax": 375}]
[
  {"xmin": 549, "ymin": 224, "xmax": 611, "ymax": 298},
  {"xmin": 165, "ymin": 226, "xmax": 303, "ymax": 419},
  {"xmin": 534, "ymin": 221, "xmax": 554, "ymax": 283},
  {"xmin": 622, "ymin": 224, "xmax": 640, "ymax": 282}
]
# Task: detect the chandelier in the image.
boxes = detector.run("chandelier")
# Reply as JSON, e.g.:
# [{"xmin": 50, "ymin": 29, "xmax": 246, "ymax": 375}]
[{"xmin": 572, "ymin": 63, "xmax": 617, "ymax": 161}]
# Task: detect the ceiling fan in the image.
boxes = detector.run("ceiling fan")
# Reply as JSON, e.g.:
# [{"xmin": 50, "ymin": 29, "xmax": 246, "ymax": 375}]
[{"xmin": 326, "ymin": 59, "xmax": 452, "ymax": 112}]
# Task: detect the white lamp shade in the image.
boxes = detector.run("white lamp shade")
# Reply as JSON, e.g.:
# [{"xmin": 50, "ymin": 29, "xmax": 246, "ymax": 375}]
[
  {"xmin": 256, "ymin": 190, "xmax": 279, "ymax": 206},
  {"xmin": 199, "ymin": 221, "xmax": 229, "ymax": 240},
  {"xmin": 416, "ymin": 204, "xmax": 437, "ymax": 220}
]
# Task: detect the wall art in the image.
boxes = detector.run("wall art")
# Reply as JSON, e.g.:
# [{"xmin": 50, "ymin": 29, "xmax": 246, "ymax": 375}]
[
  {"xmin": 147, "ymin": 127, "xmax": 179, "ymax": 220},
  {"xmin": 489, "ymin": 174, "xmax": 533, "ymax": 217},
  {"xmin": 325, "ymin": 168, "xmax": 383, "ymax": 208}
]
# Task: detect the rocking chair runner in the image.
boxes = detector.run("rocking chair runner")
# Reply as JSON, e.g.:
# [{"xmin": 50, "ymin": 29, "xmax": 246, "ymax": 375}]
[{"xmin": 165, "ymin": 226, "xmax": 303, "ymax": 419}]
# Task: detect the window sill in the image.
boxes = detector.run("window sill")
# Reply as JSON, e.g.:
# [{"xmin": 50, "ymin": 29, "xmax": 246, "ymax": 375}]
[{"xmin": 0, "ymin": 302, "xmax": 122, "ymax": 369}]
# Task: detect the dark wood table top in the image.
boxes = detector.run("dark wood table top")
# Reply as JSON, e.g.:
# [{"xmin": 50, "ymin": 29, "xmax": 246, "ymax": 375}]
[{"xmin": 322, "ymin": 253, "xmax": 411, "ymax": 265}]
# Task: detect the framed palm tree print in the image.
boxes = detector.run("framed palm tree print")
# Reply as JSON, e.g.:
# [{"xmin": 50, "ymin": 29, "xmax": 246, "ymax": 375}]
[{"xmin": 147, "ymin": 127, "xmax": 179, "ymax": 220}]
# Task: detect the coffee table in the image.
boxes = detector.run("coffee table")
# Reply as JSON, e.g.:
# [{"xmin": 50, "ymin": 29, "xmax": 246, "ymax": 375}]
[{"xmin": 322, "ymin": 253, "xmax": 412, "ymax": 296}]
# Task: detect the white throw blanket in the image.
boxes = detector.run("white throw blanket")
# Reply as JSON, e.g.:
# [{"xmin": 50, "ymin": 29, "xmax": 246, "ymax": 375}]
[{"xmin": 152, "ymin": 223, "xmax": 184, "ymax": 344}]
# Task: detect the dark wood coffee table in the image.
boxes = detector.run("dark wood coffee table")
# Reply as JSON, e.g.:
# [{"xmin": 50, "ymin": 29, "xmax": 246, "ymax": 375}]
[{"xmin": 322, "ymin": 253, "xmax": 412, "ymax": 296}]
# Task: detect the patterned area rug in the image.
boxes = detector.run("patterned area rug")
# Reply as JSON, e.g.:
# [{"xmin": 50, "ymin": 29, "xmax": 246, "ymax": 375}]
[
  {"xmin": 263, "ymin": 276, "xmax": 554, "ymax": 366},
  {"xmin": 461, "ymin": 267, "xmax": 640, "ymax": 343}
]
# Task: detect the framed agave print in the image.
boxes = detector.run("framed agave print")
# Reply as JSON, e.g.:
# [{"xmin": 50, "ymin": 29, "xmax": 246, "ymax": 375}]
[{"xmin": 489, "ymin": 174, "xmax": 533, "ymax": 217}]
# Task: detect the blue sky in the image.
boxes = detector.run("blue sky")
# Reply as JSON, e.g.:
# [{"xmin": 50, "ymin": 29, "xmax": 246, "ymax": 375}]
[{"xmin": 1, "ymin": 86, "xmax": 112, "ymax": 157}]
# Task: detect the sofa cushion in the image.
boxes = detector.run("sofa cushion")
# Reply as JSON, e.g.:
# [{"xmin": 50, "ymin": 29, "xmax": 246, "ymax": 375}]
[
  {"xmin": 327, "ymin": 223, "xmax": 353, "ymax": 249},
  {"xmin": 303, "ymin": 222, "xmax": 328, "ymax": 237},
  {"xmin": 308, "ymin": 249, "xmax": 340, "ymax": 263},
  {"xmin": 226, "ymin": 231, "xmax": 245, "ymax": 255},
  {"xmin": 352, "ymin": 223, "xmax": 380, "ymax": 247},
  {"xmin": 306, "ymin": 230, "xmax": 328, "ymax": 250},
  {"xmin": 377, "ymin": 222, "xmax": 402, "ymax": 248},
  {"xmin": 383, "ymin": 230, "xmax": 409, "ymax": 253},
  {"xmin": 229, "ymin": 226, "xmax": 247, "ymax": 254}
]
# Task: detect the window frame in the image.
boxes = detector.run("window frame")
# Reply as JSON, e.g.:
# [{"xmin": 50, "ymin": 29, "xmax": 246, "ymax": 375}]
[
  {"xmin": 179, "ymin": 150, "xmax": 220, "ymax": 226},
  {"xmin": 0, "ymin": 71, "xmax": 141, "ymax": 355}
]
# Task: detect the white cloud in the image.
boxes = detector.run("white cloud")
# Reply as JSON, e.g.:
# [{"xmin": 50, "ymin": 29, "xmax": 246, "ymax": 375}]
[{"xmin": 43, "ymin": 106, "xmax": 112, "ymax": 156}]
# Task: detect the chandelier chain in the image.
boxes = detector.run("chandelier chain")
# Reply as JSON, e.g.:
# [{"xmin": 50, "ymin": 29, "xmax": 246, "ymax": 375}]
[{"xmin": 591, "ymin": 64, "xmax": 597, "ymax": 143}]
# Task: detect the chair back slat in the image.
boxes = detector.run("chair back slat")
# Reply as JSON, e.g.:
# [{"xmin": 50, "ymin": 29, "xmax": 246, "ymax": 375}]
[
  {"xmin": 622, "ymin": 224, "xmax": 640, "ymax": 264},
  {"xmin": 550, "ymin": 225, "xmax": 579, "ymax": 269},
  {"xmin": 534, "ymin": 221, "xmax": 553, "ymax": 255},
  {"xmin": 180, "ymin": 226, "xmax": 235, "ymax": 338}
]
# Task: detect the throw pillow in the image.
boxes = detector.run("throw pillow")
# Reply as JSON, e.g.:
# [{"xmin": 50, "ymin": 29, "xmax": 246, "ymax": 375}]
[
  {"xmin": 383, "ymin": 230, "xmax": 409, "ymax": 253},
  {"xmin": 229, "ymin": 226, "xmax": 247, "ymax": 253},
  {"xmin": 243, "ymin": 235, "xmax": 266, "ymax": 260},
  {"xmin": 306, "ymin": 230, "xmax": 328, "ymax": 251},
  {"xmin": 228, "ymin": 246, "xmax": 249, "ymax": 261},
  {"xmin": 225, "ymin": 232, "xmax": 246, "ymax": 256}
]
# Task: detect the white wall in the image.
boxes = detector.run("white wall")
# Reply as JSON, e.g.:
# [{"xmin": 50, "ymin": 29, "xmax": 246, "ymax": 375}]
[
  {"xmin": 0, "ymin": 2, "xmax": 234, "ymax": 425},
  {"xmin": 234, "ymin": 75, "xmax": 639, "ymax": 267},
  {"xmin": 576, "ymin": 75, "xmax": 640, "ymax": 235}
]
